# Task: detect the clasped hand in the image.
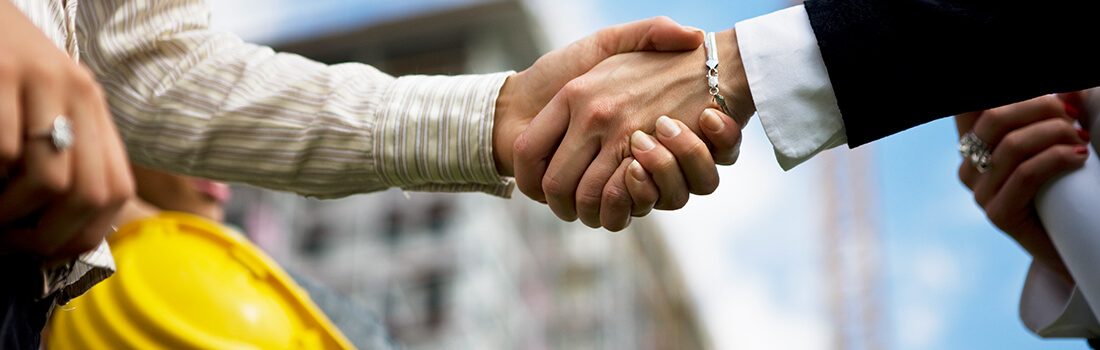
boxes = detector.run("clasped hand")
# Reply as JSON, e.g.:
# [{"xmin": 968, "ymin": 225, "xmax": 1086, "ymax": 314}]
[{"xmin": 495, "ymin": 18, "xmax": 750, "ymax": 231}]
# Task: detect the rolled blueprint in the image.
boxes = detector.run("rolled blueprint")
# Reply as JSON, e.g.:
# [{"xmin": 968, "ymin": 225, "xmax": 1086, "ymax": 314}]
[{"xmin": 1035, "ymin": 88, "xmax": 1100, "ymax": 320}]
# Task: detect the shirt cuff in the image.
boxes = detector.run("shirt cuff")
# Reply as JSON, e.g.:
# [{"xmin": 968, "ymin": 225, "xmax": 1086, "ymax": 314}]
[
  {"xmin": 375, "ymin": 72, "xmax": 515, "ymax": 198},
  {"xmin": 1020, "ymin": 261, "xmax": 1100, "ymax": 338},
  {"xmin": 40, "ymin": 240, "xmax": 116, "ymax": 305},
  {"xmin": 736, "ymin": 5, "xmax": 846, "ymax": 170}
]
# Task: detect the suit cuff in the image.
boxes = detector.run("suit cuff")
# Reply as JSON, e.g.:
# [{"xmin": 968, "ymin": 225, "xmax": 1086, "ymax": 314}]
[{"xmin": 736, "ymin": 5, "xmax": 846, "ymax": 170}]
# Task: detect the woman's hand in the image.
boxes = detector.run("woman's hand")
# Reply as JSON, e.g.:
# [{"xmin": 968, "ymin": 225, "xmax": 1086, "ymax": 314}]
[
  {"xmin": 0, "ymin": 1, "xmax": 134, "ymax": 258},
  {"xmin": 956, "ymin": 95, "xmax": 1090, "ymax": 285}
]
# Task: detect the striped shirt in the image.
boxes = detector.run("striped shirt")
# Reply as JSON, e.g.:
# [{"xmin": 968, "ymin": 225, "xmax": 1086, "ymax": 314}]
[{"xmin": 11, "ymin": 0, "xmax": 514, "ymax": 300}]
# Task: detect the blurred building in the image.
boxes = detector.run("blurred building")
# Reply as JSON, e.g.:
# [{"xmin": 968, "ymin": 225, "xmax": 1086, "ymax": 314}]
[{"xmin": 222, "ymin": 1, "xmax": 709, "ymax": 349}]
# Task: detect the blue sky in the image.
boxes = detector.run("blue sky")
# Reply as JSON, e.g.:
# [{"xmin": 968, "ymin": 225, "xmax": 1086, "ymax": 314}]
[{"xmin": 210, "ymin": 1, "xmax": 1091, "ymax": 349}]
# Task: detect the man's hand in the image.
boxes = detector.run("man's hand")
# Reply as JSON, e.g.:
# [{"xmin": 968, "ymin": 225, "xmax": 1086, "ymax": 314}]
[
  {"xmin": 0, "ymin": 1, "xmax": 134, "ymax": 258},
  {"xmin": 492, "ymin": 16, "xmax": 705, "ymax": 177},
  {"xmin": 512, "ymin": 28, "xmax": 753, "ymax": 226}
]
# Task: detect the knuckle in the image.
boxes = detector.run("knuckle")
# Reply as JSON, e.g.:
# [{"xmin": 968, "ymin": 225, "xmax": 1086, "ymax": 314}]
[
  {"xmin": 984, "ymin": 205, "xmax": 1009, "ymax": 228},
  {"xmin": 71, "ymin": 72, "xmax": 105, "ymax": 101},
  {"xmin": 998, "ymin": 132, "xmax": 1023, "ymax": 154},
  {"xmin": 603, "ymin": 185, "xmax": 632, "ymax": 209},
  {"xmin": 575, "ymin": 190, "xmax": 604, "ymax": 214},
  {"xmin": 972, "ymin": 185, "xmax": 993, "ymax": 207},
  {"xmin": 112, "ymin": 177, "xmax": 136, "ymax": 204},
  {"xmin": 541, "ymin": 176, "xmax": 569, "ymax": 199},
  {"xmin": 973, "ymin": 111, "xmax": 1000, "ymax": 141},
  {"xmin": 679, "ymin": 138, "xmax": 711, "ymax": 161},
  {"xmin": 35, "ymin": 172, "xmax": 72, "ymax": 195},
  {"xmin": 28, "ymin": 61, "xmax": 65, "ymax": 87}
]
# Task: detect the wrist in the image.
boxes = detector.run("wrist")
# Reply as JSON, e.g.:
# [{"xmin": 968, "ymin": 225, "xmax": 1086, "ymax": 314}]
[
  {"xmin": 493, "ymin": 72, "xmax": 527, "ymax": 177},
  {"xmin": 714, "ymin": 29, "xmax": 756, "ymax": 124}
]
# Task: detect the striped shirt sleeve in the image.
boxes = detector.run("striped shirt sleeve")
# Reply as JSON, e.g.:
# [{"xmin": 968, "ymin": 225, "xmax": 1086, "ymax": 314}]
[{"xmin": 76, "ymin": 0, "xmax": 514, "ymax": 199}]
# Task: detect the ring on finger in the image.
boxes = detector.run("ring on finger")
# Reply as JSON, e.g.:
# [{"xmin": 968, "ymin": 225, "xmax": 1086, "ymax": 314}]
[
  {"xmin": 31, "ymin": 115, "xmax": 75, "ymax": 152},
  {"xmin": 959, "ymin": 131, "xmax": 992, "ymax": 173}
]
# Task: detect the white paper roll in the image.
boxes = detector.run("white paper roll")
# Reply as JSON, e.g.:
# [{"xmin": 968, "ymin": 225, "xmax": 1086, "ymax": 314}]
[{"xmin": 1035, "ymin": 88, "xmax": 1100, "ymax": 319}]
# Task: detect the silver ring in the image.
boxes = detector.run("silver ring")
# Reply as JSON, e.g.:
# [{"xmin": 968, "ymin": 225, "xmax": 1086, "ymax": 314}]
[
  {"xmin": 33, "ymin": 116, "xmax": 74, "ymax": 151},
  {"xmin": 959, "ymin": 131, "xmax": 991, "ymax": 173}
]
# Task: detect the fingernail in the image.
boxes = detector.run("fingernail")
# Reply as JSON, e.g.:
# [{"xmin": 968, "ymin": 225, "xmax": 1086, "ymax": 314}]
[
  {"xmin": 631, "ymin": 130, "xmax": 655, "ymax": 152},
  {"xmin": 628, "ymin": 159, "xmax": 648, "ymax": 182},
  {"xmin": 1079, "ymin": 129, "xmax": 1091, "ymax": 142},
  {"xmin": 682, "ymin": 26, "xmax": 704, "ymax": 35},
  {"xmin": 1076, "ymin": 145, "xmax": 1089, "ymax": 154},
  {"xmin": 702, "ymin": 109, "xmax": 725, "ymax": 133},
  {"xmin": 1065, "ymin": 103, "xmax": 1080, "ymax": 120},
  {"xmin": 656, "ymin": 116, "xmax": 681, "ymax": 138}
]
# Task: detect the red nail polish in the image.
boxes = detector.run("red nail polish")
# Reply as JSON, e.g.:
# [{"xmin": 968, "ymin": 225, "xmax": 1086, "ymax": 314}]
[
  {"xmin": 1065, "ymin": 103, "xmax": 1081, "ymax": 120},
  {"xmin": 1079, "ymin": 129, "xmax": 1091, "ymax": 142},
  {"xmin": 1076, "ymin": 145, "xmax": 1089, "ymax": 154}
]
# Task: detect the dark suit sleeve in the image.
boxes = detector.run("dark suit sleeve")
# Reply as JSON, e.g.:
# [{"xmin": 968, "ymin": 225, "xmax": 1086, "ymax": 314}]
[{"xmin": 805, "ymin": 0, "xmax": 1100, "ymax": 146}]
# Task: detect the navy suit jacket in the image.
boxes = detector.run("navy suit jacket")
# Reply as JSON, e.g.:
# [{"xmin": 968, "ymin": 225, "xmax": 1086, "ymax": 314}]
[{"xmin": 805, "ymin": 0, "xmax": 1100, "ymax": 146}]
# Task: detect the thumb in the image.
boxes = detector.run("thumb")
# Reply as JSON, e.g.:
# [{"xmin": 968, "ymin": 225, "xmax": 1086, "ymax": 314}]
[
  {"xmin": 600, "ymin": 16, "xmax": 704, "ymax": 53},
  {"xmin": 543, "ymin": 17, "xmax": 703, "ymax": 84}
]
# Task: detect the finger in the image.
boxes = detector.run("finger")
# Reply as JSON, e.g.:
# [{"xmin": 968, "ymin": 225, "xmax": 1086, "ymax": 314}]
[
  {"xmin": 955, "ymin": 112, "xmax": 981, "ymax": 137},
  {"xmin": 600, "ymin": 159, "xmax": 637, "ymax": 232},
  {"xmin": 576, "ymin": 148, "xmax": 625, "ymax": 228},
  {"xmin": 699, "ymin": 108, "xmax": 743, "ymax": 165},
  {"xmin": 630, "ymin": 131, "xmax": 689, "ymax": 210},
  {"xmin": 0, "ymin": 74, "xmax": 20, "ymax": 169},
  {"xmin": 541, "ymin": 125, "xmax": 599, "ymax": 223},
  {"xmin": 972, "ymin": 95, "xmax": 1074, "ymax": 146},
  {"xmin": 958, "ymin": 161, "xmax": 979, "ymax": 191},
  {"xmin": 1056, "ymin": 91, "xmax": 1088, "ymax": 129},
  {"xmin": 625, "ymin": 158, "xmax": 658, "ymax": 217},
  {"xmin": 0, "ymin": 82, "xmax": 72, "ymax": 222},
  {"xmin": 514, "ymin": 92, "xmax": 571, "ymax": 202},
  {"xmin": 991, "ymin": 145, "xmax": 1088, "ymax": 220},
  {"xmin": 986, "ymin": 144, "xmax": 1087, "ymax": 273},
  {"xmin": 655, "ymin": 116, "xmax": 719, "ymax": 195},
  {"xmin": 33, "ymin": 101, "xmax": 108, "ymax": 257},
  {"xmin": 51, "ymin": 88, "xmax": 129, "ymax": 258},
  {"xmin": 974, "ymin": 118, "xmax": 1085, "ymax": 205}
]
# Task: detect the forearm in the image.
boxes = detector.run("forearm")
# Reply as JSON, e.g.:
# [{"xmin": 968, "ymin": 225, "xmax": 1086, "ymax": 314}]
[{"xmin": 77, "ymin": 0, "xmax": 511, "ymax": 198}]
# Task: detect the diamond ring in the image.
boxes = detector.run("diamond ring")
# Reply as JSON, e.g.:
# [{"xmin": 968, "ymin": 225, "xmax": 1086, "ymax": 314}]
[
  {"xmin": 959, "ymin": 131, "xmax": 991, "ymax": 173},
  {"xmin": 33, "ymin": 116, "xmax": 75, "ymax": 151}
]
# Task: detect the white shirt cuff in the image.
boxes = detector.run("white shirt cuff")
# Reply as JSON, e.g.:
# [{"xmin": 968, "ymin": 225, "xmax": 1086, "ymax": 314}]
[
  {"xmin": 736, "ymin": 5, "xmax": 846, "ymax": 170},
  {"xmin": 1020, "ymin": 261, "xmax": 1100, "ymax": 338}
]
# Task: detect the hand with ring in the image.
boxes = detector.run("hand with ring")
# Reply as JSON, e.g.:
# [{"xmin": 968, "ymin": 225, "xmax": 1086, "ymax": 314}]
[
  {"xmin": 0, "ymin": 1, "xmax": 134, "ymax": 259},
  {"xmin": 955, "ymin": 94, "xmax": 1091, "ymax": 285}
]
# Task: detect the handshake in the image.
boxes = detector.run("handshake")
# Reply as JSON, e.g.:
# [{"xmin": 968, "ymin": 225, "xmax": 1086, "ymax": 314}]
[{"xmin": 493, "ymin": 17, "xmax": 755, "ymax": 231}]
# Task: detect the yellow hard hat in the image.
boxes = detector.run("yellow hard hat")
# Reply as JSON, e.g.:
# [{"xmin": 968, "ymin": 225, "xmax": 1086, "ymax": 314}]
[{"xmin": 48, "ymin": 212, "xmax": 355, "ymax": 350}]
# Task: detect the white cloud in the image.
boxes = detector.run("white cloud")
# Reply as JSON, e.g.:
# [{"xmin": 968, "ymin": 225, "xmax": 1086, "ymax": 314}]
[
  {"xmin": 896, "ymin": 304, "xmax": 943, "ymax": 350},
  {"xmin": 912, "ymin": 246, "xmax": 963, "ymax": 294}
]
